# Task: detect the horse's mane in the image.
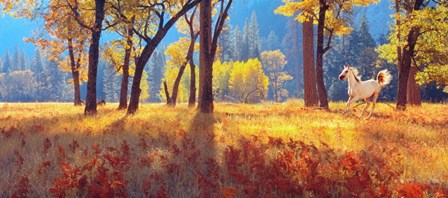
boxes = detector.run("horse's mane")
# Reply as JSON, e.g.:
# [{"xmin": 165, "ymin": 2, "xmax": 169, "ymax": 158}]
[{"xmin": 349, "ymin": 67, "xmax": 362, "ymax": 83}]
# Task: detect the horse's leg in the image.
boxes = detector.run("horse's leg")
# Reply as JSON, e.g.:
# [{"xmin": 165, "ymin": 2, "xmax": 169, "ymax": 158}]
[
  {"xmin": 360, "ymin": 97, "xmax": 371, "ymax": 117},
  {"xmin": 346, "ymin": 96, "xmax": 358, "ymax": 112},
  {"xmin": 368, "ymin": 92, "xmax": 379, "ymax": 118}
]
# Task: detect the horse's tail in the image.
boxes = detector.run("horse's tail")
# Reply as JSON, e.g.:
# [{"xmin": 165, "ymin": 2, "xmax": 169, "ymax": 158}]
[{"xmin": 376, "ymin": 69, "xmax": 392, "ymax": 86}]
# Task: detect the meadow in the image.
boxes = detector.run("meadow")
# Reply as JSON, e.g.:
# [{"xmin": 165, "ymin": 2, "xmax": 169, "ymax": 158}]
[{"xmin": 1, "ymin": 101, "xmax": 448, "ymax": 197}]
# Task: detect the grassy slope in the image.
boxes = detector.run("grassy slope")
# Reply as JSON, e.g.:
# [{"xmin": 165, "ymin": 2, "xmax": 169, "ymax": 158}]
[{"xmin": 1, "ymin": 101, "xmax": 447, "ymax": 196}]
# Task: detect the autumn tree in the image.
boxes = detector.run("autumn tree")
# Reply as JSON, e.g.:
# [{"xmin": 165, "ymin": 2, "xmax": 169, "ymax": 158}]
[
  {"xmin": 277, "ymin": 7, "xmax": 317, "ymax": 107},
  {"xmin": 163, "ymin": 36, "xmax": 198, "ymax": 106},
  {"xmin": 163, "ymin": 8, "xmax": 199, "ymax": 107},
  {"xmin": 276, "ymin": 0, "xmax": 379, "ymax": 109},
  {"xmin": 212, "ymin": 61, "xmax": 233, "ymax": 101},
  {"xmin": 261, "ymin": 50, "xmax": 293, "ymax": 102},
  {"xmin": 28, "ymin": 0, "xmax": 91, "ymax": 106},
  {"xmin": 377, "ymin": 4, "xmax": 448, "ymax": 103},
  {"xmin": 199, "ymin": 0, "xmax": 233, "ymax": 113},
  {"xmin": 108, "ymin": 0, "xmax": 201, "ymax": 114},
  {"xmin": 61, "ymin": 0, "xmax": 107, "ymax": 114},
  {"xmin": 103, "ymin": 15, "xmax": 137, "ymax": 110},
  {"xmin": 229, "ymin": 59, "xmax": 269, "ymax": 103}
]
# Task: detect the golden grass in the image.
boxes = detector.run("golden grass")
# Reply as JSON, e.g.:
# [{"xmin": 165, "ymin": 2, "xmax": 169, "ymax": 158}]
[{"xmin": 1, "ymin": 101, "xmax": 448, "ymax": 196}]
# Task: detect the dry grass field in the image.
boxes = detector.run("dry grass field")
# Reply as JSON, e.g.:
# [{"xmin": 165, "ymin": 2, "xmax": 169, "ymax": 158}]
[{"xmin": 1, "ymin": 101, "xmax": 448, "ymax": 197}]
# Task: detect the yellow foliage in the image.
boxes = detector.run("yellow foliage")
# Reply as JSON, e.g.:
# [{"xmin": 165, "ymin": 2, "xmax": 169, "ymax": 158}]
[
  {"xmin": 275, "ymin": 0, "xmax": 378, "ymax": 36},
  {"xmin": 229, "ymin": 59, "xmax": 269, "ymax": 103},
  {"xmin": 213, "ymin": 61, "xmax": 233, "ymax": 99},
  {"xmin": 376, "ymin": 6, "xmax": 448, "ymax": 87},
  {"xmin": 261, "ymin": 50, "xmax": 293, "ymax": 101},
  {"xmin": 160, "ymin": 66, "xmax": 195, "ymax": 103},
  {"xmin": 165, "ymin": 38, "xmax": 191, "ymax": 68}
]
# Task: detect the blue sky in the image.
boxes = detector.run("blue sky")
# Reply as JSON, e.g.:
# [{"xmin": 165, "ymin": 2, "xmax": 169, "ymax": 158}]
[
  {"xmin": 0, "ymin": 15, "xmax": 36, "ymax": 55},
  {"xmin": 0, "ymin": 0, "xmax": 393, "ymax": 57}
]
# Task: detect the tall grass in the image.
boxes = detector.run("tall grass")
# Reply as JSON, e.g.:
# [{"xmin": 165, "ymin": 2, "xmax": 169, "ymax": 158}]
[{"xmin": 0, "ymin": 101, "xmax": 447, "ymax": 197}]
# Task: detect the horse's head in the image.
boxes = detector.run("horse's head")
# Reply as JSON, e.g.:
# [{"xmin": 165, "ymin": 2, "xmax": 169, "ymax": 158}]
[{"xmin": 339, "ymin": 65, "xmax": 351, "ymax": 80}]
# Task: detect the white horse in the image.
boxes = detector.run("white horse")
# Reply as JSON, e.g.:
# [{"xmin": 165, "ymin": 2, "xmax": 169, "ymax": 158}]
[{"xmin": 338, "ymin": 65, "xmax": 392, "ymax": 117}]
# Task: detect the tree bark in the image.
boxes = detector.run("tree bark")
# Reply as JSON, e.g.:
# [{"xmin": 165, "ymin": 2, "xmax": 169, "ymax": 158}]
[
  {"xmin": 127, "ymin": 46, "xmax": 154, "ymax": 114},
  {"xmin": 199, "ymin": 0, "xmax": 214, "ymax": 113},
  {"xmin": 84, "ymin": 0, "xmax": 105, "ymax": 115},
  {"xmin": 302, "ymin": 18, "xmax": 319, "ymax": 107},
  {"xmin": 274, "ymin": 88, "xmax": 279, "ymax": 102},
  {"xmin": 170, "ymin": 65, "xmax": 187, "ymax": 106},
  {"xmin": 67, "ymin": 38, "xmax": 82, "ymax": 106},
  {"xmin": 396, "ymin": 0, "xmax": 423, "ymax": 110},
  {"xmin": 315, "ymin": 3, "xmax": 330, "ymax": 109},
  {"xmin": 118, "ymin": 25, "xmax": 134, "ymax": 110},
  {"xmin": 189, "ymin": 59, "xmax": 196, "ymax": 107},
  {"xmin": 407, "ymin": 65, "xmax": 421, "ymax": 106},
  {"xmin": 163, "ymin": 81, "xmax": 171, "ymax": 105}
]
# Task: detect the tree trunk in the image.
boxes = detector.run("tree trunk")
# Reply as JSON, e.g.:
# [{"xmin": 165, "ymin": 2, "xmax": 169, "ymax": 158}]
[
  {"xmin": 163, "ymin": 81, "xmax": 171, "ymax": 105},
  {"xmin": 315, "ymin": 3, "xmax": 330, "ymax": 109},
  {"xmin": 67, "ymin": 38, "xmax": 82, "ymax": 106},
  {"xmin": 189, "ymin": 60, "xmax": 196, "ymax": 107},
  {"xmin": 407, "ymin": 65, "xmax": 421, "ymax": 106},
  {"xmin": 170, "ymin": 65, "xmax": 187, "ymax": 106},
  {"xmin": 396, "ymin": 0, "xmax": 423, "ymax": 110},
  {"xmin": 118, "ymin": 25, "xmax": 134, "ymax": 110},
  {"xmin": 274, "ymin": 88, "xmax": 279, "ymax": 102},
  {"xmin": 302, "ymin": 16, "xmax": 319, "ymax": 107},
  {"xmin": 84, "ymin": 0, "xmax": 105, "ymax": 116},
  {"xmin": 127, "ymin": 46, "xmax": 155, "ymax": 114},
  {"xmin": 198, "ymin": 0, "xmax": 214, "ymax": 113}
]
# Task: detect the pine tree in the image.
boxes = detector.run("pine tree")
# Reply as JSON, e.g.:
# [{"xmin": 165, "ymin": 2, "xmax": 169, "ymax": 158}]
[
  {"xmin": 218, "ymin": 22, "xmax": 233, "ymax": 62},
  {"xmin": 20, "ymin": 49, "xmax": 29, "ymax": 71},
  {"xmin": 3, "ymin": 50, "xmax": 12, "ymax": 73},
  {"xmin": 148, "ymin": 51, "xmax": 166, "ymax": 102},
  {"xmin": 247, "ymin": 12, "xmax": 261, "ymax": 59},
  {"xmin": 44, "ymin": 60, "xmax": 66, "ymax": 101},
  {"xmin": 31, "ymin": 50, "xmax": 47, "ymax": 101},
  {"xmin": 12, "ymin": 45, "xmax": 22, "ymax": 71},
  {"xmin": 241, "ymin": 19, "xmax": 250, "ymax": 60},
  {"xmin": 266, "ymin": 31, "xmax": 280, "ymax": 51},
  {"xmin": 281, "ymin": 19, "xmax": 303, "ymax": 98},
  {"xmin": 354, "ymin": 16, "xmax": 377, "ymax": 79},
  {"xmin": 325, "ymin": 37, "xmax": 346, "ymax": 101},
  {"xmin": 103, "ymin": 63, "xmax": 119, "ymax": 102},
  {"xmin": 96, "ymin": 62, "xmax": 106, "ymax": 100},
  {"xmin": 232, "ymin": 26, "xmax": 243, "ymax": 61}
]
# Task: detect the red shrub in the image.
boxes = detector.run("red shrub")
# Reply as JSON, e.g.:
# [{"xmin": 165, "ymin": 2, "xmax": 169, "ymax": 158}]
[
  {"xmin": 12, "ymin": 176, "xmax": 30, "ymax": 198},
  {"xmin": 43, "ymin": 137, "xmax": 52, "ymax": 154},
  {"xmin": 69, "ymin": 140, "xmax": 79, "ymax": 153}
]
